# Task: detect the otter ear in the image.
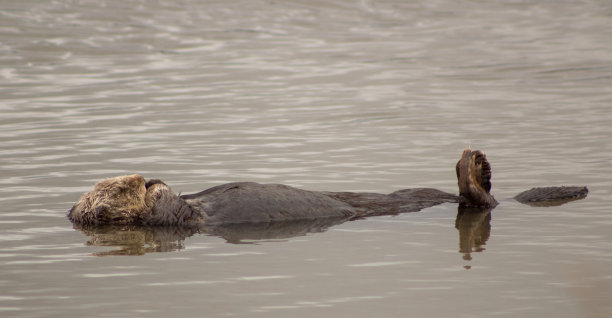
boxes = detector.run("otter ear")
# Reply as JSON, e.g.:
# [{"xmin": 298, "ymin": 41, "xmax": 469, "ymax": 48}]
[{"xmin": 473, "ymin": 152, "xmax": 492, "ymax": 193}]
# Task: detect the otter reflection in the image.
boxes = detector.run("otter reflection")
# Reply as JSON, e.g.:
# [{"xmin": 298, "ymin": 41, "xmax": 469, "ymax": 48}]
[
  {"xmin": 75, "ymin": 224, "xmax": 198, "ymax": 256},
  {"xmin": 74, "ymin": 216, "xmax": 350, "ymax": 255},
  {"xmin": 453, "ymin": 195, "xmax": 586, "ymax": 268},
  {"xmin": 202, "ymin": 216, "xmax": 349, "ymax": 244},
  {"xmin": 455, "ymin": 206, "xmax": 492, "ymax": 268}
]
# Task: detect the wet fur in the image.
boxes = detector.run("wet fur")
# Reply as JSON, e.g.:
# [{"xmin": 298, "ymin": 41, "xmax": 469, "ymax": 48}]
[
  {"xmin": 67, "ymin": 149, "xmax": 587, "ymax": 226},
  {"xmin": 456, "ymin": 149, "xmax": 498, "ymax": 207},
  {"xmin": 68, "ymin": 174, "xmax": 149, "ymax": 224},
  {"xmin": 68, "ymin": 175, "xmax": 201, "ymax": 225}
]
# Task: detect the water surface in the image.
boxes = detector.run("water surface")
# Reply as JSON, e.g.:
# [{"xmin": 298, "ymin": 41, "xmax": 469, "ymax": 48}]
[{"xmin": 1, "ymin": 0, "xmax": 612, "ymax": 317}]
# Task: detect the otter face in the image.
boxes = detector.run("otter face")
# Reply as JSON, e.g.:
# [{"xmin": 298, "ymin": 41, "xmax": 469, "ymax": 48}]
[
  {"xmin": 456, "ymin": 149, "xmax": 498, "ymax": 207},
  {"xmin": 68, "ymin": 174, "xmax": 149, "ymax": 225}
]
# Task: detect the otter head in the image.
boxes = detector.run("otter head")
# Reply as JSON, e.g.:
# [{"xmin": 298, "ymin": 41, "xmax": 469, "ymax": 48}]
[
  {"xmin": 68, "ymin": 174, "xmax": 149, "ymax": 225},
  {"xmin": 68, "ymin": 175, "xmax": 199, "ymax": 226},
  {"xmin": 456, "ymin": 149, "xmax": 498, "ymax": 207}
]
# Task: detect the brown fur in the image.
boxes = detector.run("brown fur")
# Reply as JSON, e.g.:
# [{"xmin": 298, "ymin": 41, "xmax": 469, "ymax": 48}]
[
  {"xmin": 142, "ymin": 182, "xmax": 201, "ymax": 226},
  {"xmin": 68, "ymin": 174, "xmax": 150, "ymax": 225},
  {"xmin": 67, "ymin": 174, "xmax": 201, "ymax": 226},
  {"xmin": 456, "ymin": 149, "xmax": 498, "ymax": 207}
]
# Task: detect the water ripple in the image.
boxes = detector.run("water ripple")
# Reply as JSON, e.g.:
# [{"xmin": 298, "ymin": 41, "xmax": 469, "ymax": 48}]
[{"xmin": 1, "ymin": 0, "xmax": 611, "ymax": 317}]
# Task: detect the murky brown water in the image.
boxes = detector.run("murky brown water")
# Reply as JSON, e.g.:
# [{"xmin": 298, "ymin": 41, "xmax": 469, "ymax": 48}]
[{"xmin": 1, "ymin": 0, "xmax": 612, "ymax": 317}]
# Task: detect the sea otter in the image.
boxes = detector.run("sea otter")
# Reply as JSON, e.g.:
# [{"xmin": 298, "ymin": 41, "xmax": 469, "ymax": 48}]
[{"xmin": 67, "ymin": 149, "xmax": 588, "ymax": 226}]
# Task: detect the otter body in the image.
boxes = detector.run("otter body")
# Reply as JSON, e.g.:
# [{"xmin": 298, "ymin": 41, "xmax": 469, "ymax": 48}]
[
  {"xmin": 181, "ymin": 182, "xmax": 358, "ymax": 224},
  {"xmin": 182, "ymin": 183, "xmax": 461, "ymax": 225},
  {"xmin": 67, "ymin": 149, "xmax": 588, "ymax": 226}
]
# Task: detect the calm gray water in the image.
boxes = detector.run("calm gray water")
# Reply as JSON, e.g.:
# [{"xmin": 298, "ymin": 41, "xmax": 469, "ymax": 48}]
[{"xmin": 1, "ymin": 0, "xmax": 612, "ymax": 317}]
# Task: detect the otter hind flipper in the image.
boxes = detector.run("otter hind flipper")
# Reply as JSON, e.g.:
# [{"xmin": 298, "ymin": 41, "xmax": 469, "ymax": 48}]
[{"xmin": 514, "ymin": 186, "xmax": 588, "ymax": 206}]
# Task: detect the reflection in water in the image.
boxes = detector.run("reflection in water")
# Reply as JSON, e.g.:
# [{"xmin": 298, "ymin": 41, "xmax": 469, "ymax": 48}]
[
  {"xmin": 453, "ymin": 195, "xmax": 586, "ymax": 268},
  {"xmin": 203, "ymin": 216, "xmax": 349, "ymax": 244},
  {"xmin": 455, "ymin": 206, "xmax": 492, "ymax": 269},
  {"xmin": 75, "ymin": 224, "xmax": 200, "ymax": 256},
  {"xmin": 74, "ymin": 217, "xmax": 349, "ymax": 255}
]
